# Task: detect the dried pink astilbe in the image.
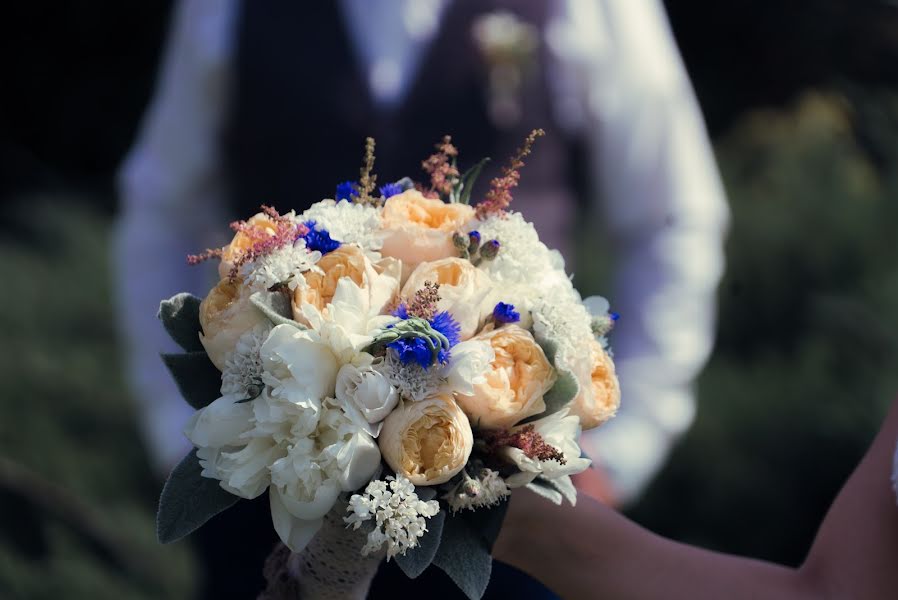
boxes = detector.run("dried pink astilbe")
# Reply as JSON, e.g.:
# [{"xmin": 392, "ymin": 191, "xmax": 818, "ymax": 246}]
[
  {"xmin": 187, "ymin": 205, "xmax": 307, "ymax": 281},
  {"xmin": 482, "ymin": 424, "xmax": 566, "ymax": 465},
  {"xmin": 186, "ymin": 247, "xmax": 223, "ymax": 265},
  {"xmin": 475, "ymin": 128, "xmax": 545, "ymax": 219},
  {"xmin": 406, "ymin": 281, "xmax": 441, "ymax": 320},
  {"xmin": 421, "ymin": 135, "xmax": 460, "ymax": 197}
]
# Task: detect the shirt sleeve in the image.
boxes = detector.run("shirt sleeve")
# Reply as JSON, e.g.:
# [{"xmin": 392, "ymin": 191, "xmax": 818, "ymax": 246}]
[
  {"xmin": 547, "ymin": 0, "xmax": 730, "ymax": 503},
  {"xmin": 112, "ymin": 0, "xmax": 239, "ymax": 475}
]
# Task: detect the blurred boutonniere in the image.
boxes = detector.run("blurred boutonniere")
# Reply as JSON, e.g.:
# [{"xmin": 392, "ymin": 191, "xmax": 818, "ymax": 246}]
[{"xmin": 472, "ymin": 10, "xmax": 539, "ymax": 129}]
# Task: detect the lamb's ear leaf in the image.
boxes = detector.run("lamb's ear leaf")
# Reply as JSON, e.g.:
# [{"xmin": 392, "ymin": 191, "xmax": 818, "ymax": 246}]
[
  {"xmin": 520, "ymin": 335, "xmax": 580, "ymax": 425},
  {"xmin": 525, "ymin": 477, "xmax": 564, "ymax": 505},
  {"xmin": 156, "ymin": 449, "xmax": 240, "ymax": 543},
  {"xmin": 520, "ymin": 368, "xmax": 579, "ymax": 425},
  {"xmin": 161, "ymin": 352, "xmax": 221, "ymax": 410},
  {"xmin": 250, "ymin": 290, "xmax": 305, "ymax": 328},
  {"xmin": 433, "ymin": 514, "xmax": 492, "ymax": 600},
  {"xmin": 395, "ymin": 509, "xmax": 445, "ymax": 579},
  {"xmin": 531, "ymin": 475, "xmax": 577, "ymax": 506},
  {"xmin": 158, "ymin": 293, "xmax": 204, "ymax": 352},
  {"xmin": 459, "ymin": 498, "xmax": 508, "ymax": 552}
]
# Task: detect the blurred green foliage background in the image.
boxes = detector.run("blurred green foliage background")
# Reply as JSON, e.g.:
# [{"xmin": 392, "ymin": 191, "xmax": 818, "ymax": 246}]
[{"xmin": 2, "ymin": 2, "xmax": 898, "ymax": 598}]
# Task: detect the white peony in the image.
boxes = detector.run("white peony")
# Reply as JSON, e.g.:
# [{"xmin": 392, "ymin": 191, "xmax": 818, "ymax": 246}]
[
  {"xmin": 260, "ymin": 324, "xmax": 338, "ymax": 409},
  {"xmin": 503, "ymin": 409, "xmax": 592, "ymax": 488},
  {"xmin": 299, "ymin": 277, "xmax": 398, "ymax": 365},
  {"xmin": 316, "ymin": 397, "xmax": 382, "ymax": 491}
]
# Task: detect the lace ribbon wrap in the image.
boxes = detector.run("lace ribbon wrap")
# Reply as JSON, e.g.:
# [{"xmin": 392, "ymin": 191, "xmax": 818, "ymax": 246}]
[{"xmin": 258, "ymin": 500, "xmax": 384, "ymax": 600}]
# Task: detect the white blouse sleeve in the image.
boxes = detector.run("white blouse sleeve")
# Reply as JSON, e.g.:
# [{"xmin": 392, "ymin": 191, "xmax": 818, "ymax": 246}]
[{"xmin": 547, "ymin": 0, "xmax": 730, "ymax": 503}]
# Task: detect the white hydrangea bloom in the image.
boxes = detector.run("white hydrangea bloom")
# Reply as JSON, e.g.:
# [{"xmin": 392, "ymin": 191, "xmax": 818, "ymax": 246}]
[
  {"xmin": 242, "ymin": 240, "xmax": 322, "ymax": 291},
  {"xmin": 344, "ymin": 476, "xmax": 440, "ymax": 559},
  {"xmin": 472, "ymin": 212, "xmax": 570, "ymax": 291},
  {"xmin": 301, "ymin": 199, "xmax": 384, "ymax": 254},
  {"xmin": 443, "ymin": 468, "xmax": 510, "ymax": 513},
  {"xmin": 531, "ymin": 292, "xmax": 595, "ymax": 370},
  {"xmin": 221, "ymin": 323, "xmax": 271, "ymax": 397}
]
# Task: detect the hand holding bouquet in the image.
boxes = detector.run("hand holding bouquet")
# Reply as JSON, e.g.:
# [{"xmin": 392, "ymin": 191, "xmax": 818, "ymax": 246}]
[{"xmin": 155, "ymin": 131, "xmax": 621, "ymax": 599}]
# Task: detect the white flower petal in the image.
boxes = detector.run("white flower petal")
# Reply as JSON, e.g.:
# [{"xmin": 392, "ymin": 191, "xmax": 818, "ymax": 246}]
[
  {"xmin": 270, "ymin": 488, "xmax": 324, "ymax": 552},
  {"xmin": 184, "ymin": 394, "xmax": 253, "ymax": 448}
]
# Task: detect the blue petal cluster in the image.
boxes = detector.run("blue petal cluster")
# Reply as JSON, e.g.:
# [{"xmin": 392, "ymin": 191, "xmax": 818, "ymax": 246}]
[
  {"xmin": 336, "ymin": 181, "xmax": 358, "ymax": 202},
  {"xmin": 379, "ymin": 182, "xmax": 404, "ymax": 200},
  {"xmin": 430, "ymin": 310, "xmax": 461, "ymax": 351},
  {"xmin": 387, "ymin": 309, "xmax": 461, "ymax": 368},
  {"xmin": 300, "ymin": 220, "xmax": 341, "ymax": 254},
  {"xmin": 492, "ymin": 302, "xmax": 520, "ymax": 325},
  {"xmin": 392, "ymin": 303, "xmax": 410, "ymax": 319},
  {"xmin": 388, "ymin": 338, "xmax": 436, "ymax": 368}
]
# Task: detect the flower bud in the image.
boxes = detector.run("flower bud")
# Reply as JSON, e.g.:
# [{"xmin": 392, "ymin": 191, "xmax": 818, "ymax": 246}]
[{"xmin": 479, "ymin": 239, "xmax": 500, "ymax": 261}]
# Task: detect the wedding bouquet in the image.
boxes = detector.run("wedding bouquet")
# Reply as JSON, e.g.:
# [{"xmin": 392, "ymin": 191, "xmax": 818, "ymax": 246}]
[{"xmin": 155, "ymin": 131, "xmax": 621, "ymax": 599}]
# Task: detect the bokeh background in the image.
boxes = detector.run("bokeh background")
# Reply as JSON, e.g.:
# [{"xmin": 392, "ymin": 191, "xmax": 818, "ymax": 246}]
[{"xmin": 2, "ymin": 1, "xmax": 898, "ymax": 598}]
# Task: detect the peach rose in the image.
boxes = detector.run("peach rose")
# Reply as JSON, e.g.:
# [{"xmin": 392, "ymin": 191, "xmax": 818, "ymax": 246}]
[
  {"xmin": 219, "ymin": 213, "xmax": 279, "ymax": 279},
  {"xmin": 568, "ymin": 339, "xmax": 620, "ymax": 430},
  {"xmin": 401, "ymin": 257, "xmax": 492, "ymax": 340},
  {"xmin": 455, "ymin": 325, "xmax": 555, "ymax": 429},
  {"xmin": 380, "ymin": 189, "xmax": 475, "ymax": 266},
  {"xmin": 378, "ymin": 395, "xmax": 473, "ymax": 485},
  {"xmin": 292, "ymin": 245, "xmax": 400, "ymax": 326},
  {"xmin": 199, "ymin": 278, "xmax": 269, "ymax": 370}
]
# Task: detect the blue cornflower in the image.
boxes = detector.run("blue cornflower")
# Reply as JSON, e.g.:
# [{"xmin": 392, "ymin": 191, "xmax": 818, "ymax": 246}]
[
  {"xmin": 492, "ymin": 302, "xmax": 520, "ymax": 325},
  {"xmin": 379, "ymin": 182, "xmax": 404, "ymax": 200},
  {"xmin": 389, "ymin": 338, "xmax": 434, "ymax": 368},
  {"xmin": 392, "ymin": 303, "xmax": 410, "ymax": 319},
  {"xmin": 430, "ymin": 311, "xmax": 461, "ymax": 356},
  {"xmin": 610, "ymin": 312, "xmax": 620, "ymax": 321},
  {"xmin": 300, "ymin": 220, "xmax": 341, "ymax": 254},
  {"xmin": 336, "ymin": 181, "xmax": 358, "ymax": 202},
  {"xmin": 387, "ymin": 310, "xmax": 461, "ymax": 367}
]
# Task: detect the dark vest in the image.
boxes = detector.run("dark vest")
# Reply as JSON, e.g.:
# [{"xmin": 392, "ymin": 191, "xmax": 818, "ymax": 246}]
[
  {"xmin": 215, "ymin": 3, "xmax": 570, "ymax": 598},
  {"xmin": 224, "ymin": 0, "xmax": 585, "ymax": 258}
]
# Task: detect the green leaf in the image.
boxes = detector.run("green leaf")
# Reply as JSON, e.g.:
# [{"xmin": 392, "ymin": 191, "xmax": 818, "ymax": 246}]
[
  {"xmin": 525, "ymin": 368, "xmax": 579, "ymax": 424},
  {"xmin": 522, "ymin": 336, "xmax": 580, "ymax": 425},
  {"xmin": 158, "ymin": 293, "xmax": 204, "ymax": 352},
  {"xmin": 433, "ymin": 514, "xmax": 493, "ymax": 600},
  {"xmin": 161, "ymin": 352, "xmax": 222, "ymax": 410},
  {"xmin": 454, "ymin": 158, "xmax": 490, "ymax": 205},
  {"xmin": 531, "ymin": 475, "xmax": 577, "ymax": 506},
  {"xmin": 156, "ymin": 449, "xmax": 240, "ymax": 543},
  {"xmin": 525, "ymin": 479, "xmax": 562, "ymax": 505},
  {"xmin": 459, "ymin": 498, "xmax": 508, "ymax": 552},
  {"xmin": 395, "ymin": 509, "xmax": 445, "ymax": 579},
  {"xmin": 415, "ymin": 486, "xmax": 438, "ymax": 502},
  {"xmin": 250, "ymin": 290, "xmax": 305, "ymax": 328}
]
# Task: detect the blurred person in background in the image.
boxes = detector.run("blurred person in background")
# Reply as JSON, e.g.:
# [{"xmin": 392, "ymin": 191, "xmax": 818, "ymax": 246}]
[{"xmin": 114, "ymin": 0, "xmax": 728, "ymax": 597}]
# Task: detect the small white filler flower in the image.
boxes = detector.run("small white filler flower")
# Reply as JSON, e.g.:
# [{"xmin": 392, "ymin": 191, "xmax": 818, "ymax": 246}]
[{"xmin": 344, "ymin": 476, "xmax": 440, "ymax": 559}]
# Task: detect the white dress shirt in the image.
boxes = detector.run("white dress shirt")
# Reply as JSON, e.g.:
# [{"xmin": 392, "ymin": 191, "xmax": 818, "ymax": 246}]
[{"xmin": 116, "ymin": 0, "xmax": 729, "ymax": 504}]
